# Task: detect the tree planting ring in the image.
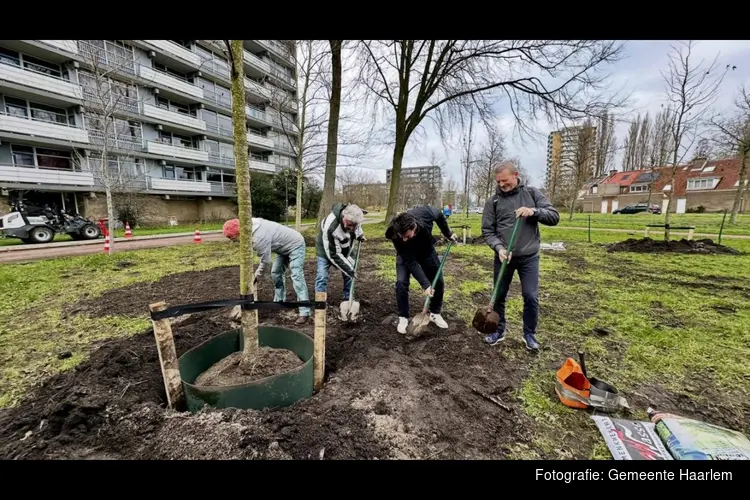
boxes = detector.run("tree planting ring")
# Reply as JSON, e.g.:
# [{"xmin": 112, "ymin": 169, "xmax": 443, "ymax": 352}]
[{"xmin": 149, "ymin": 296, "xmax": 325, "ymax": 412}]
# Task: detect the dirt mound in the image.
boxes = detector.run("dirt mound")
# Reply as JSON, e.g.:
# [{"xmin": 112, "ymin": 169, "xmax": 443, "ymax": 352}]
[
  {"xmin": 0, "ymin": 258, "xmax": 539, "ymax": 460},
  {"xmin": 605, "ymin": 238, "xmax": 741, "ymax": 255},
  {"xmin": 195, "ymin": 348, "xmax": 303, "ymax": 387}
]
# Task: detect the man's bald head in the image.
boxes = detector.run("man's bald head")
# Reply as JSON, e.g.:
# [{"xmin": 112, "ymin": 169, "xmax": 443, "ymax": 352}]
[{"xmin": 493, "ymin": 161, "xmax": 520, "ymax": 192}]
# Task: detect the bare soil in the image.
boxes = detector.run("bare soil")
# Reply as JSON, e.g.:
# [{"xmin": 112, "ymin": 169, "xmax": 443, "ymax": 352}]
[
  {"xmin": 1, "ymin": 247, "xmax": 747, "ymax": 459},
  {"xmin": 604, "ymin": 237, "xmax": 741, "ymax": 255},
  {"xmin": 195, "ymin": 348, "xmax": 303, "ymax": 387}
]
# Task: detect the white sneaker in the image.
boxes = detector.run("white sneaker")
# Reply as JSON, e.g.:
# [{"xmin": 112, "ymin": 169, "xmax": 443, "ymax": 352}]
[
  {"xmin": 397, "ymin": 317, "xmax": 408, "ymax": 334},
  {"xmin": 430, "ymin": 313, "xmax": 448, "ymax": 329}
]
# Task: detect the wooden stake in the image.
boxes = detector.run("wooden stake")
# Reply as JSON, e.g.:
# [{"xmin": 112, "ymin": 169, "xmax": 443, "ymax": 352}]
[
  {"xmin": 688, "ymin": 228, "xmax": 695, "ymax": 240},
  {"xmin": 313, "ymin": 291, "xmax": 327, "ymax": 392},
  {"xmin": 149, "ymin": 301, "xmax": 184, "ymax": 409}
]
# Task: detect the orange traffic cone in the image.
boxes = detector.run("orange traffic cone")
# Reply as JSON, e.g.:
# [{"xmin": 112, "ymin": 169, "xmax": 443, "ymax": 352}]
[
  {"xmin": 124, "ymin": 222, "xmax": 132, "ymax": 238},
  {"xmin": 104, "ymin": 235, "xmax": 110, "ymax": 254},
  {"xmin": 194, "ymin": 227, "xmax": 201, "ymax": 243}
]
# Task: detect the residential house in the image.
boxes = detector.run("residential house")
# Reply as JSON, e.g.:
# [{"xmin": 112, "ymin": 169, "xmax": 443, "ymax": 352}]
[{"xmin": 578, "ymin": 156, "xmax": 748, "ymax": 214}]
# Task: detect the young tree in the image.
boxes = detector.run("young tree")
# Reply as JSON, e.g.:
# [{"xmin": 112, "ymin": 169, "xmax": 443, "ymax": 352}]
[
  {"xmin": 472, "ymin": 125, "xmax": 507, "ymax": 202},
  {"xmin": 645, "ymin": 108, "xmax": 676, "ymax": 207},
  {"xmin": 75, "ymin": 40, "xmax": 145, "ymax": 254},
  {"xmin": 268, "ymin": 40, "xmax": 329, "ymax": 230},
  {"xmin": 661, "ymin": 40, "xmax": 728, "ymax": 240},
  {"xmin": 317, "ymin": 40, "xmax": 343, "ymax": 222},
  {"xmin": 562, "ymin": 120, "xmax": 598, "ymax": 219},
  {"xmin": 225, "ymin": 39, "xmax": 259, "ymax": 368},
  {"xmin": 595, "ymin": 111, "xmax": 617, "ymax": 176},
  {"xmin": 357, "ymin": 40, "xmax": 625, "ymax": 221},
  {"xmin": 709, "ymin": 85, "xmax": 750, "ymax": 224}
]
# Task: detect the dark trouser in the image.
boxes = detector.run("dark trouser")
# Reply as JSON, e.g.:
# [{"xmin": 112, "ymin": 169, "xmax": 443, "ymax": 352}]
[
  {"xmin": 492, "ymin": 252, "xmax": 540, "ymax": 336},
  {"xmin": 396, "ymin": 251, "xmax": 443, "ymax": 318}
]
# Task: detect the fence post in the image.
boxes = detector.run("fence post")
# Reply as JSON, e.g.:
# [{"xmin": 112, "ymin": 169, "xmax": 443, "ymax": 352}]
[
  {"xmin": 644, "ymin": 226, "xmax": 650, "ymax": 238},
  {"xmin": 588, "ymin": 215, "xmax": 591, "ymax": 243}
]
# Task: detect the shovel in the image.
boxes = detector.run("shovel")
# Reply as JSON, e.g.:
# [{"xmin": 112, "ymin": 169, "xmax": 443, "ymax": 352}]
[
  {"xmin": 472, "ymin": 217, "xmax": 522, "ymax": 334},
  {"xmin": 340, "ymin": 240, "xmax": 362, "ymax": 322},
  {"xmin": 406, "ymin": 241, "xmax": 454, "ymax": 336}
]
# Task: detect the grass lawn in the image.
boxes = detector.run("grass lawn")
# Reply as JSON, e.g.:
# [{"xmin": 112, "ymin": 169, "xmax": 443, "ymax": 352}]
[
  {"xmin": 1, "ymin": 219, "xmax": 748, "ymax": 457},
  {"xmin": 445, "ymin": 212, "xmax": 749, "ymax": 237}
]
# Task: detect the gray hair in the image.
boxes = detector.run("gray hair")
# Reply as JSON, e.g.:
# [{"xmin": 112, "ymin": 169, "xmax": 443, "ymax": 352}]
[
  {"xmin": 493, "ymin": 161, "xmax": 518, "ymax": 175},
  {"xmin": 342, "ymin": 204, "xmax": 365, "ymax": 224}
]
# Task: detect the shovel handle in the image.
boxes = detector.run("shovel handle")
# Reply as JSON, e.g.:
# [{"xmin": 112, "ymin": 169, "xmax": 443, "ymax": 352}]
[
  {"xmin": 488, "ymin": 218, "xmax": 522, "ymax": 307},
  {"xmin": 348, "ymin": 239, "xmax": 362, "ymax": 305},
  {"xmin": 420, "ymin": 241, "xmax": 453, "ymax": 312}
]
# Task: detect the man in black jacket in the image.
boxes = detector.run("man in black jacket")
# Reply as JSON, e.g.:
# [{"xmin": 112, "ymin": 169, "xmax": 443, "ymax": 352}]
[
  {"xmin": 385, "ymin": 206, "xmax": 459, "ymax": 334},
  {"xmin": 481, "ymin": 161, "xmax": 559, "ymax": 351}
]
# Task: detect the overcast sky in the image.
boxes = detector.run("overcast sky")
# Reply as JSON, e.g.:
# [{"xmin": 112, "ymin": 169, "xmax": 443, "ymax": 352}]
[{"xmin": 332, "ymin": 40, "xmax": 750, "ymax": 190}]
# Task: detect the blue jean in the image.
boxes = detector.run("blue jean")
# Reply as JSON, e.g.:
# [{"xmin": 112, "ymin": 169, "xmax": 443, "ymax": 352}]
[
  {"xmin": 271, "ymin": 242, "xmax": 311, "ymax": 316},
  {"xmin": 315, "ymin": 257, "xmax": 351, "ymax": 300},
  {"xmin": 492, "ymin": 252, "xmax": 540, "ymax": 336}
]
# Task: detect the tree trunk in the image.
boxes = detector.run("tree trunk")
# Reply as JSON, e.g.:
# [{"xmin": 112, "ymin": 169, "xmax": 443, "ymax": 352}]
[
  {"xmin": 730, "ymin": 152, "xmax": 748, "ymax": 225},
  {"xmin": 317, "ymin": 40, "xmax": 342, "ymax": 224},
  {"xmin": 296, "ymin": 157, "xmax": 303, "ymax": 231},
  {"xmin": 385, "ymin": 137, "xmax": 407, "ymax": 221},
  {"xmin": 229, "ymin": 40, "xmax": 258, "ymax": 366},
  {"xmin": 106, "ymin": 188, "xmax": 115, "ymax": 254},
  {"xmin": 568, "ymin": 196, "xmax": 576, "ymax": 221},
  {"xmin": 663, "ymin": 169, "xmax": 676, "ymax": 241}
]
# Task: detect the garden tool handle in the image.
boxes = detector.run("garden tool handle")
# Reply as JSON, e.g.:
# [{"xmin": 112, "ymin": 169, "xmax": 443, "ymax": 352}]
[
  {"xmin": 348, "ymin": 239, "xmax": 362, "ymax": 305},
  {"xmin": 488, "ymin": 218, "xmax": 522, "ymax": 307},
  {"xmin": 420, "ymin": 241, "xmax": 453, "ymax": 313}
]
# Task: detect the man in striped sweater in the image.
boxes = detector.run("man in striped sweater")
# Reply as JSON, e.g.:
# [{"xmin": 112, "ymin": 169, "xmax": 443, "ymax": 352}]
[{"xmin": 315, "ymin": 203, "xmax": 366, "ymax": 305}]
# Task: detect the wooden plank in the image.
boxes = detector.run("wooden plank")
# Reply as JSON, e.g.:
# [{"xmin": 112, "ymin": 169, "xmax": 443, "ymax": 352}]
[
  {"xmin": 313, "ymin": 291, "xmax": 327, "ymax": 392},
  {"xmin": 149, "ymin": 301, "xmax": 184, "ymax": 409}
]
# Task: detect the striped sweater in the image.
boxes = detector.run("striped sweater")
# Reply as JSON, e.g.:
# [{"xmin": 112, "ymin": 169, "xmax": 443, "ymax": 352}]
[{"xmin": 315, "ymin": 202, "xmax": 364, "ymax": 278}]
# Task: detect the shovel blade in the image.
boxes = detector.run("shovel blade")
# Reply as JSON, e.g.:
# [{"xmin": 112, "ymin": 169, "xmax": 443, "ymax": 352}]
[
  {"xmin": 472, "ymin": 308, "xmax": 499, "ymax": 334},
  {"xmin": 406, "ymin": 312, "xmax": 430, "ymax": 336},
  {"xmin": 346, "ymin": 300, "xmax": 361, "ymax": 322}
]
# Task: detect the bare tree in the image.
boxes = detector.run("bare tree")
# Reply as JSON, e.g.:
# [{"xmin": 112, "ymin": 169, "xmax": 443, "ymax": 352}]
[
  {"xmin": 472, "ymin": 125, "xmax": 507, "ymax": 202},
  {"xmin": 562, "ymin": 120, "xmax": 598, "ymax": 220},
  {"xmin": 709, "ymin": 85, "xmax": 750, "ymax": 224},
  {"xmin": 645, "ymin": 107, "xmax": 675, "ymax": 206},
  {"xmin": 267, "ymin": 40, "xmax": 329, "ymax": 230},
  {"xmin": 317, "ymin": 40, "xmax": 343, "ymax": 222},
  {"xmin": 356, "ymin": 40, "xmax": 626, "ymax": 221},
  {"xmin": 595, "ymin": 111, "xmax": 617, "ymax": 176},
  {"xmin": 635, "ymin": 113, "xmax": 652, "ymax": 170},
  {"xmin": 461, "ymin": 109, "xmax": 477, "ymax": 215},
  {"xmin": 661, "ymin": 40, "xmax": 728, "ymax": 239},
  {"xmin": 74, "ymin": 40, "xmax": 147, "ymax": 254}
]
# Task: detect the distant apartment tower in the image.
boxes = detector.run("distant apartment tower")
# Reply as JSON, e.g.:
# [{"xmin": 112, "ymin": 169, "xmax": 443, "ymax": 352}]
[
  {"xmin": 386, "ymin": 165, "xmax": 442, "ymax": 208},
  {"xmin": 0, "ymin": 40, "xmax": 298, "ymax": 223},
  {"xmin": 545, "ymin": 124, "xmax": 597, "ymax": 201}
]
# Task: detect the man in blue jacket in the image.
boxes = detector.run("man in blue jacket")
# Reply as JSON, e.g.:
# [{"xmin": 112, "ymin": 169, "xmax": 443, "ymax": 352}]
[
  {"xmin": 481, "ymin": 161, "xmax": 559, "ymax": 351},
  {"xmin": 385, "ymin": 206, "xmax": 458, "ymax": 334}
]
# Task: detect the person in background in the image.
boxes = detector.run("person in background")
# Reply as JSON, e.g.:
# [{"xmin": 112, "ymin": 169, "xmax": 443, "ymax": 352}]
[{"xmin": 480, "ymin": 161, "xmax": 559, "ymax": 351}]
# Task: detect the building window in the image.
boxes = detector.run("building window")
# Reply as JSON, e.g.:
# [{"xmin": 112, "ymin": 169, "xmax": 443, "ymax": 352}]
[
  {"xmin": 2, "ymin": 96, "xmax": 72, "ymax": 125},
  {"xmin": 0, "ymin": 46, "xmax": 64, "ymax": 79},
  {"xmin": 10, "ymin": 144, "xmax": 73, "ymax": 171},
  {"xmin": 591, "ymin": 185, "xmax": 598, "ymax": 194},
  {"xmin": 687, "ymin": 178, "xmax": 718, "ymax": 190},
  {"xmin": 158, "ymin": 130, "xmax": 194, "ymax": 148},
  {"xmin": 153, "ymin": 61, "xmax": 191, "ymax": 83},
  {"xmin": 629, "ymin": 184, "xmax": 647, "ymax": 193},
  {"xmin": 155, "ymin": 96, "xmax": 195, "ymax": 117}
]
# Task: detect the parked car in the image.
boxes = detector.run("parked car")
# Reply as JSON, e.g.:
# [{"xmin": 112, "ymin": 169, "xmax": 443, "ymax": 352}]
[{"xmin": 613, "ymin": 203, "xmax": 661, "ymax": 215}]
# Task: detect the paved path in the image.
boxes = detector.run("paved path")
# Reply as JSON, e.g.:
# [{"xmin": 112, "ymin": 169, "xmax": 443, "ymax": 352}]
[
  {"xmin": 0, "ymin": 218, "xmax": 386, "ymax": 264},
  {"xmin": 553, "ymin": 225, "xmax": 750, "ymax": 240}
]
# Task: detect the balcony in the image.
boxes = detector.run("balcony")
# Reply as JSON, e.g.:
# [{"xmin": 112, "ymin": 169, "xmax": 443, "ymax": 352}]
[
  {"xmin": 142, "ymin": 103, "xmax": 206, "ymax": 132},
  {"xmin": 197, "ymin": 56, "xmax": 231, "ymax": 81},
  {"xmin": 143, "ymin": 41, "xmax": 201, "ymax": 68},
  {"xmin": 146, "ymin": 140, "xmax": 209, "ymax": 162},
  {"xmin": 0, "ymin": 61, "xmax": 82, "ymax": 101},
  {"xmin": 258, "ymin": 40, "xmax": 293, "ymax": 62},
  {"xmin": 247, "ymin": 132, "xmax": 274, "ymax": 149},
  {"xmin": 0, "ymin": 164, "xmax": 94, "ymax": 187},
  {"xmin": 245, "ymin": 78, "xmax": 271, "ymax": 100},
  {"xmin": 148, "ymin": 177, "xmax": 212, "ymax": 193},
  {"xmin": 245, "ymin": 105, "xmax": 270, "ymax": 125},
  {"xmin": 207, "ymin": 151, "xmax": 235, "ymax": 167},
  {"xmin": 205, "ymin": 121, "xmax": 233, "ymax": 139},
  {"xmin": 0, "ymin": 112, "xmax": 89, "ymax": 144},
  {"xmin": 139, "ymin": 65, "xmax": 204, "ymax": 100},
  {"xmin": 209, "ymin": 181, "xmax": 237, "ymax": 195},
  {"xmin": 202, "ymin": 87, "xmax": 232, "ymax": 109},
  {"xmin": 243, "ymin": 51, "xmax": 270, "ymax": 73},
  {"xmin": 249, "ymin": 158, "xmax": 277, "ymax": 173},
  {"xmin": 36, "ymin": 40, "xmax": 79, "ymax": 55},
  {"xmin": 274, "ymin": 137, "xmax": 296, "ymax": 155}
]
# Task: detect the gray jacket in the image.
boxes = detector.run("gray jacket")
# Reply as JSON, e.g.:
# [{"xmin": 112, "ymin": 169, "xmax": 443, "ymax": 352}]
[
  {"xmin": 481, "ymin": 184, "xmax": 559, "ymax": 258},
  {"xmin": 252, "ymin": 217, "xmax": 305, "ymax": 278}
]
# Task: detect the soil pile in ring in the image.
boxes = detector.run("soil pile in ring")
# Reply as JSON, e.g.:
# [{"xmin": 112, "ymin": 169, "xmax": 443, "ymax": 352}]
[{"xmin": 605, "ymin": 238, "xmax": 740, "ymax": 255}]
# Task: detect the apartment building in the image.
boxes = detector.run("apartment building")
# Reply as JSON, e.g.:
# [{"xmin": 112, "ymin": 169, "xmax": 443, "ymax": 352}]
[
  {"xmin": 386, "ymin": 165, "xmax": 442, "ymax": 208},
  {"xmin": 0, "ymin": 40, "xmax": 298, "ymax": 224},
  {"xmin": 545, "ymin": 124, "xmax": 597, "ymax": 203}
]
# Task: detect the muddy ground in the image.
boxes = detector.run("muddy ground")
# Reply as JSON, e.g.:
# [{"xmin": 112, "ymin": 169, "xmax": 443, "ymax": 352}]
[
  {"xmin": 0, "ymin": 250, "xmax": 540, "ymax": 460},
  {"xmin": 1, "ymin": 240, "xmax": 746, "ymax": 460}
]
